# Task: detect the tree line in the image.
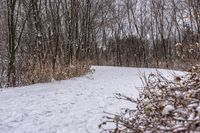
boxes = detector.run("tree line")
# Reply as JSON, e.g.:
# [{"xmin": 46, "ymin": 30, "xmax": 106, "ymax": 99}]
[{"xmin": 0, "ymin": 0, "xmax": 199, "ymax": 87}]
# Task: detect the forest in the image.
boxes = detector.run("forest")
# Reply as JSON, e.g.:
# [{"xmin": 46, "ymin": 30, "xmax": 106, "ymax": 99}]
[
  {"xmin": 0, "ymin": 0, "xmax": 199, "ymax": 87},
  {"xmin": 0, "ymin": 0, "xmax": 200, "ymax": 133}
]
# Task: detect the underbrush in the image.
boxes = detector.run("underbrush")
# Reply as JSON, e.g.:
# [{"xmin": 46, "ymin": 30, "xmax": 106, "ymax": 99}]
[
  {"xmin": 0, "ymin": 60, "xmax": 91, "ymax": 87},
  {"xmin": 100, "ymin": 65, "xmax": 200, "ymax": 133}
]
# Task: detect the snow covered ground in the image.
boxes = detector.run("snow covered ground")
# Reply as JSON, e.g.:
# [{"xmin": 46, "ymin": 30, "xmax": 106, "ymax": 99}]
[{"xmin": 0, "ymin": 66, "xmax": 184, "ymax": 133}]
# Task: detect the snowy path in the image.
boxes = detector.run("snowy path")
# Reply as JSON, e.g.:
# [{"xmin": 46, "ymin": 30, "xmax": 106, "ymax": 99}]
[{"xmin": 0, "ymin": 66, "xmax": 183, "ymax": 133}]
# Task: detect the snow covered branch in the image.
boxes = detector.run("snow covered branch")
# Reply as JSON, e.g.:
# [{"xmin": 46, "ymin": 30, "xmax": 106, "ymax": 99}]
[{"xmin": 100, "ymin": 65, "xmax": 200, "ymax": 133}]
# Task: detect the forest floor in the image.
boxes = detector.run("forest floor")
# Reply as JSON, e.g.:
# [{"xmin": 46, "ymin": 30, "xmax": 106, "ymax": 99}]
[{"xmin": 0, "ymin": 66, "xmax": 184, "ymax": 133}]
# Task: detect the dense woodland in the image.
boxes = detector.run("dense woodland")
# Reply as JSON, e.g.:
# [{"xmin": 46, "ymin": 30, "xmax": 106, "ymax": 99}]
[{"xmin": 0, "ymin": 0, "xmax": 200, "ymax": 87}]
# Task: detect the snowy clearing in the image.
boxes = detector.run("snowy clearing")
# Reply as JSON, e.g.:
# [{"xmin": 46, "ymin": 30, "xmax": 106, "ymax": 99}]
[{"xmin": 0, "ymin": 66, "xmax": 184, "ymax": 133}]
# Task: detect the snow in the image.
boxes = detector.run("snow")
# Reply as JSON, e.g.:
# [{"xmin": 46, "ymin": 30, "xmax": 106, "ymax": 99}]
[
  {"xmin": 197, "ymin": 106, "xmax": 200, "ymax": 113},
  {"xmin": 162, "ymin": 105, "xmax": 175, "ymax": 115},
  {"xmin": 0, "ymin": 66, "xmax": 184, "ymax": 133}
]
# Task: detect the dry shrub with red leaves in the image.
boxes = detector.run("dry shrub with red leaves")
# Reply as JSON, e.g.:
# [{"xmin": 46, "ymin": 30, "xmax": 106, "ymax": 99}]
[{"xmin": 100, "ymin": 65, "xmax": 200, "ymax": 133}]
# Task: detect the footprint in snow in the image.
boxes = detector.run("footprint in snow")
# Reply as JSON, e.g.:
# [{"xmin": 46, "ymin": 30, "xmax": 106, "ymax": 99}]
[
  {"xmin": 98, "ymin": 98, "xmax": 105, "ymax": 108},
  {"xmin": 76, "ymin": 93, "xmax": 83, "ymax": 96},
  {"xmin": 20, "ymin": 93, "xmax": 28, "ymax": 97},
  {"xmin": 70, "ymin": 100, "xmax": 76, "ymax": 105}
]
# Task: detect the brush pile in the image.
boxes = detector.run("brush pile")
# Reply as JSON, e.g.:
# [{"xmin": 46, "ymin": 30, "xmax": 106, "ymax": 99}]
[{"xmin": 100, "ymin": 65, "xmax": 200, "ymax": 133}]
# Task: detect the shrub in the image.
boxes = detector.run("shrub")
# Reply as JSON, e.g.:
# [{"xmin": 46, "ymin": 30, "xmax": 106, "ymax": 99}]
[
  {"xmin": 17, "ymin": 60, "xmax": 91, "ymax": 86},
  {"xmin": 100, "ymin": 65, "xmax": 200, "ymax": 133}
]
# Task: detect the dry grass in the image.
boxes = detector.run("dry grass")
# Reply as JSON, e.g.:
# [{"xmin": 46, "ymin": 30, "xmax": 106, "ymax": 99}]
[{"xmin": 19, "ymin": 61, "xmax": 91, "ymax": 86}]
